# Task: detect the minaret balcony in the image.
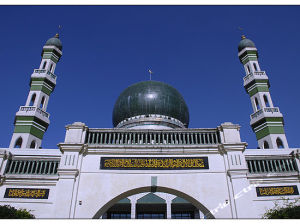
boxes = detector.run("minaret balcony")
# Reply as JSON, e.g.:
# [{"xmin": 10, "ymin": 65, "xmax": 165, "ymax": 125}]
[
  {"xmin": 250, "ymin": 107, "xmax": 282, "ymax": 125},
  {"xmin": 16, "ymin": 106, "xmax": 50, "ymax": 123},
  {"xmin": 243, "ymin": 71, "xmax": 268, "ymax": 86},
  {"xmin": 31, "ymin": 69, "xmax": 57, "ymax": 85}
]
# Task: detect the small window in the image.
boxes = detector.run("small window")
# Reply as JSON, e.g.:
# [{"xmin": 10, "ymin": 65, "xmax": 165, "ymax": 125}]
[
  {"xmin": 264, "ymin": 95, "xmax": 270, "ymax": 107},
  {"xmin": 15, "ymin": 137, "xmax": 22, "ymax": 148},
  {"xmin": 276, "ymin": 138, "xmax": 284, "ymax": 148},
  {"xmin": 50, "ymin": 63, "xmax": 53, "ymax": 72},
  {"xmin": 255, "ymin": 97, "xmax": 260, "ymax": 110},
  {"xmin": 263, "ymin": 141, "xmax": 269, "ymax": 149},
  {"xmin": 247, "ymin": 65, "xmax": 251, "ymax": 74},
  {"xmin": 40, "ymin": 96, "xmax": 45, "ymax": 109},
  {"xmin": 29, "ymin": 93, "xmax": 36, "ymax": 106},
  {"xmin": 42, "ymin": 61, "xmax": 47, "ymax": 69},
  {"xmin": 30, "ymin": 140, "xmax": 36, "ymax": 149},
  {"xmin": 253, "ymin": 63, "xmax": 258, "ymax": 71}
]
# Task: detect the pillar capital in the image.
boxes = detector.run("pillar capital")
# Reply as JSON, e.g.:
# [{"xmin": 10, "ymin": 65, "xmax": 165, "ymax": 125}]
[
  {"xmin": 218, "ymin": 122, "xmax": 242, "ymax": 144},
  {"xmin": 64, "ymin": 122, "xmax": 88, "ymax": 144}
]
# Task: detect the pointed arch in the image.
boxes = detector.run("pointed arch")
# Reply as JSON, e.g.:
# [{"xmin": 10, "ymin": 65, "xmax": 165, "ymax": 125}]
[
  {"xmin": 253, "ymin": 63, "xmax": 258, "ymax": 71},
  {"xmin": 263, "ymin": 95, "xmax": 270, "ymax": 107},
  {"xmin": 30, "ymin": 140, "xmax": 36, "ymax": 149},
  {"xmin": 29, "ymin": 93, "xmax": 36, "ymax": 106},
  {"xmin": 40, "ymin": 96, "xmax": 45, "ymax": 109},
  {"xmin": 247, "ymin": 65, "xmax": 251, "ymax": 74},
  {"xmin": 49, "ymin": 63, "xmax": 53, "ymax": 72},
  {"xmin": 255, "ymin": 97, "xmax": 260, "ymax": 111},
  {"xmin": 276, "ymin": 138, "xmax": 284, "ymax": 149},
  {"xmin": 42, "ymin": 61, "xmax": 47, "ymax": 69},
  {"xmin": 14, "ymin": 137, "xmax": 22, "ymax": 148},
  {"xmin": 263, "ymin": 141, "xmax": 269, "ymax": 149}
]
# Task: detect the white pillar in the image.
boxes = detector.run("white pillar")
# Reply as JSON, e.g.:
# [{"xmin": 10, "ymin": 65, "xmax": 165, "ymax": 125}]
[
  {"xmin": 166, "ymin": 199, "xmax": 171, "ymax": 219},
  {"xmin": 131, "ymin": 199, "xmax": 136, "ymax": 219}
]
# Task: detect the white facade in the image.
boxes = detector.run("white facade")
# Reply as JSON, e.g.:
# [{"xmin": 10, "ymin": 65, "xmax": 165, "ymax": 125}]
[{"xmin": 0, "ymin": 121, "xmax": 299, "ymax": 218}]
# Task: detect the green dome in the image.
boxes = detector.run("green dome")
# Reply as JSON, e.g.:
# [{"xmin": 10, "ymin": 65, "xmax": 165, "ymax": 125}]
[
  {"xmin": 113, "ymin": 80, "xmax": 189, "ymax": 127},
  {"xmin": 45, "ymin": 34, "xmax": 62, "ymax": 50},
  {"xmin": 238, "ymin": 36, "xmax": 255, "ymax": 52}
]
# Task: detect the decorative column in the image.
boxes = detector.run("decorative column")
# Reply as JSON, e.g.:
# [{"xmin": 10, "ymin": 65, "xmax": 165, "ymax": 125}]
[
  {"xmin": 166, "ymin": 198, "xmax": 172, "ymax": 219},
  {"xmin": 9, "ymin": 34, "xmax": 63, "ymax": 149},
  {"xmin": 53, "ymin": 122, "xmax": 88, "ymax": 218},
  {"xmin": 238, "ymin": 35, "xmax": 288, "ymax": 149},
  {"xmin": 218, "ymin": 122, "xmax": 255, "ymax": 218},
  {"xmin": 130, "ymin": 198, "xmax": 137, "ymax": 219}
]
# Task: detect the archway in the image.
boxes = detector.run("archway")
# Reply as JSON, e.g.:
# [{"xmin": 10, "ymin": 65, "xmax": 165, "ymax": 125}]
[{"xmin": 92, "ymin": 186, "xmax": 215, "ymax": 219}]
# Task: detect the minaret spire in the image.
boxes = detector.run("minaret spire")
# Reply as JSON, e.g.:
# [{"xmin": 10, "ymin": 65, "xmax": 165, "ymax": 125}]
[
  {"xmin": 9, "ymin": 34, "xmax": 63, "ymax": 149},
  {"xmin": 238, "ymin": 36, "xmax": 288, "ymax": 149}
]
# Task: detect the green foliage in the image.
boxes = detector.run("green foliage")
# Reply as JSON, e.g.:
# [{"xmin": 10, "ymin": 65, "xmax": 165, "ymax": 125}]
[
  {"xmin": 0, "ymin": 205, "xmax": 35, "ymax": 219},
  {"xmin": 263, "ymin": 198, "xmax": 300, "ymax": 219}
]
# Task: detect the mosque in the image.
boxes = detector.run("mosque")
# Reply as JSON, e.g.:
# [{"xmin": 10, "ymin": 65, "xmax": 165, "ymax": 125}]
[{"xmin": 0, "ymin": 33, "xmax": 299, "ymax": 219}]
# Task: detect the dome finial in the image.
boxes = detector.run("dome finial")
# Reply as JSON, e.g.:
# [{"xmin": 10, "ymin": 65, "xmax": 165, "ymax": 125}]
[
  {"xmin": 55, "ymin": 33, "xmax": 59, "ymax": 38},
  {"xmin": 241, "ymin": 35, "xmax": 246, "ymax": 40}
]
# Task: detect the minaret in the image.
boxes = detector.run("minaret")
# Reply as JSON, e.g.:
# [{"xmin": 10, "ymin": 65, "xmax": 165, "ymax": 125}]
[
  {"xmin": 238, "ymin": 35, "xmax": 288, "ymax": 149},
  {"xmin": 9, "ymin": 34, "xmax": 63, "ymax": 149}
]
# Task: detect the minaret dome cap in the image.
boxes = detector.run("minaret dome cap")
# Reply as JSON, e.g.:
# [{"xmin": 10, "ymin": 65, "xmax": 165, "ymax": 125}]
[
  {"xmin": 238, "ymin": 35, "xmax": 255, "ymax": 52},
  {"xmin": 45, "ymin": 33, "xmax": 62, "ymax": 50}
]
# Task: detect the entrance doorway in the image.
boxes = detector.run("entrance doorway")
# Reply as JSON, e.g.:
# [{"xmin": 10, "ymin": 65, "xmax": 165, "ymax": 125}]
[{"xmin": 102, "ymin": 192, "xmax": 202, "ymax": 219}]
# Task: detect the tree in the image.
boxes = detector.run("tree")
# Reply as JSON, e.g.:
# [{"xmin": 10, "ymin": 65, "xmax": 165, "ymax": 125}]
[
  {"xmin": 263, "ymin": 198, "xmax": 300, "ymax": 219},
  {"xmin": 0, "ymin": 205, "xmax": 35, "ymax": 219}
]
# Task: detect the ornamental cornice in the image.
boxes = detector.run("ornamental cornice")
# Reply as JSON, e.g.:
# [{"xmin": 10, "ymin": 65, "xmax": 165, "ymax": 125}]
[
  {"xmin": 65, "ymin": 122, "xmax": 88, "ymax": 131},
  {"xmin": 218, "ymin": 142, "xmax": 248, "ymax": 154},
  {"xmin": 57, "ymin": 169, "xmax": 79, "ymax": 178},
  {"xmin": 227, "ymin": 169, "xmax": 248, "ymax": 178},
  {"xmin": 58, "ymin": 143, "xmax": 88, "ymax": 154},
  {"xmin": 3, "ymin": 176, "xmax": 59, "ymax": 185},
  {"xmin": 217, "ymin": 122, "xmax": 241, "ymax": 132}
]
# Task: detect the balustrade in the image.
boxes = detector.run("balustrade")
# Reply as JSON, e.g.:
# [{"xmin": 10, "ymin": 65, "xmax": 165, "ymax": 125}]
[
  {"xmin": 5, "ymin": 160, "xmax": 59, "ymax": 175},
  {"xmin": 19, "ymin": 106, "xmax": 50, "ymax": 118},
  {"xmin": 85, "ymin": 130, "xmax": 221, "ymax": 145},
  {"xmin": 246, "ymin": 158, "xmax": 298, "ymax": 174}
]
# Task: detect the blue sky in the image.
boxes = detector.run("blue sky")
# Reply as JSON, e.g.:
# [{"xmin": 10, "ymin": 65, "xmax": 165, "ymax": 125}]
[{"xmin": 0, "ymin": 5, "xmax": 300, "ymax": 149}]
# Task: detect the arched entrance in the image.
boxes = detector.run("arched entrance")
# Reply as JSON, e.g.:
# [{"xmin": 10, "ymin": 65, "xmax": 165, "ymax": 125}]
[{"xmin": 92, "ymin": 186, "xmax": 215, "ymax": 219}]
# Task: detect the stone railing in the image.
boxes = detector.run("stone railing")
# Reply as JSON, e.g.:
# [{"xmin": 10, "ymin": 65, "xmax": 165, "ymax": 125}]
[
  {"xmin": 19, "ymin": 106, "xmax": 50, "ymax": 118},
  {"xmin": 5, "ymin": 159, "xmax": 59, "ymax": 175},
  {"xmin": 86, "ymin": 129, "xmax": 221, "ymax": 145},
  {"xmin": 34, "ymin": 69, "xmax": 57, "ymax": 80},
  {"xmin": 246, "ymin": 158, "xmax": 298, "ymax": 174},
  {"xmin": 47, "ymin": 70, "xmax": 57, "ymax": 80},
  {"xmin": 250, "ymin": 107, "xmax": 279, "ymax": 119}
]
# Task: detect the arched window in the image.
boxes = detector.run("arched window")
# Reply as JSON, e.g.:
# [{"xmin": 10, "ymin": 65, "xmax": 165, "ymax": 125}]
[
  {"xmin": 253, "ymin": 63, "xmax": 258, "ymax": 71},
  {"xmin": 40, "ymin": 96, "xmax": 45, "ymax": 109},
  {"xmin": 263, "ymin": 141, "xmax": 269, "ymax": 149},
  {"xmin": 50, "ymin": 63, "xmax": 53, "ymax": 72},
  {"xmin": 255, "ymin": 97, "xmax": 260, "ymax": 110},
  {"xmin": 42, "ymin": 61, "xmax": 47, "ymax": 69},
  {"xmin": 14, "ymin": 137, "xmax": 22, "ymax": 148},
  {"xmin": 276, "ymin": 138, "xmax": 284, "ymax": 148},
  {"xmin": 30, "ymin": 140, "xmax": 36, "ymax": 149},
  {"xmin": 29, "ymin": 93, "xmax": 36, "ymax": 106},
  {"xmin": 247, "ymin": 65, "xmax": 251, "ymax": 74},
  {"xmin": 263, "ymin": 95, "xmax": 270, "ymax": 107}
]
